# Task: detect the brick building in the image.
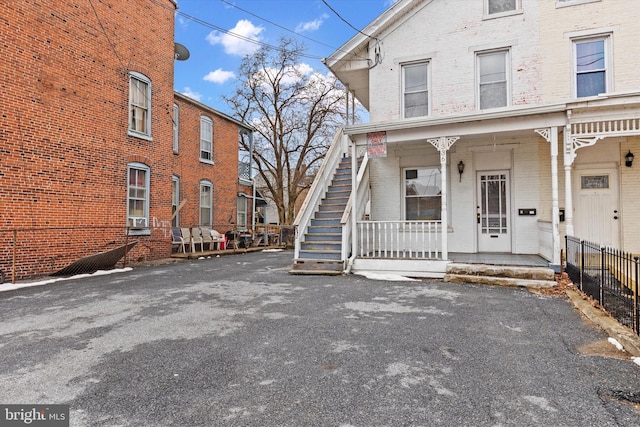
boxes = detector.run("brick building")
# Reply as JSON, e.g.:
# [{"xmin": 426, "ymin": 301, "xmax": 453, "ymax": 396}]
[
  {"xmin": 172, "ymin": 93, "xmax": 255, "ymax": 235},
  {"xmin": 0, "ymin": 0, "xmax": 255, "ymax": 281}
]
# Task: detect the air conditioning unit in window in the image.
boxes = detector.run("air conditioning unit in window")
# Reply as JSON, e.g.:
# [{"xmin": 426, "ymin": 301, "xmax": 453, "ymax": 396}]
[{"xmin": 129, "ymin": 217, "xmax": 148, "ymax": 228}]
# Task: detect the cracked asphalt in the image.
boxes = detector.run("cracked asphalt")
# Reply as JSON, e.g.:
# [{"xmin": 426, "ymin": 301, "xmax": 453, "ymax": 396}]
[{"xmin": 0, "ymin": 250, "xmax": 639, "ymax": 426}]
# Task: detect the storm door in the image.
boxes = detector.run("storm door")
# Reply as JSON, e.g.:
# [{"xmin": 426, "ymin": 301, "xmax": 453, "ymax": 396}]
[{"xmin": 477, "ymin": 170, "xmax": 511, "ymax": 252}]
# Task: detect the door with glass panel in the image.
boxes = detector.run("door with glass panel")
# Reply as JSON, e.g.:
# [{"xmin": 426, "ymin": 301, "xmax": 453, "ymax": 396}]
[{"xmin": 477, "ymin": 170, "xmax": 511, "ymax": 252}]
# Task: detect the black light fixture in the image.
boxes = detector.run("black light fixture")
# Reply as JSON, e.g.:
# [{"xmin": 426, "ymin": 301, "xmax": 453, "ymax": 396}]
[
  {"xmin": 625, "ymin": 150, "xmax": 634, "ymax": 167},
  {"xmin": 457, "ymin": 160, "xmax": 465, "ymax": 182}
]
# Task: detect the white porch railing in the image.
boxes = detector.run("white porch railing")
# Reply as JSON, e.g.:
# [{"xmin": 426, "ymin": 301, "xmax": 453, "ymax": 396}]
[
  {"xmin": 341, "ymin": 152, "xmax": 369, "ymax": 263},
  {"xmin": 357, "ymin": 221, "xmax": 442, "ymax": 259}
]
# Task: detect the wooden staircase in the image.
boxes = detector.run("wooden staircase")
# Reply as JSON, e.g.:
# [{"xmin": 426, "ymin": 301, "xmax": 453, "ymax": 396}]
[{"xmin": 289, "ymin": 157, "xmax": 354, "ymax": 275}]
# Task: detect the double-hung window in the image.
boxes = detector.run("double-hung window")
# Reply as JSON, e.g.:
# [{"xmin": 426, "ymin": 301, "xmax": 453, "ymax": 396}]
[
  {"xmin": 486, "ymin": 0, "xmax": 519, "ymax": 15},
  {"xmin": 404, "ymin": 167, "xmax": 441, "ymax": 221},
  {"xmin": 200, "ymin": 116, "xmax": 213, "ymax": 162},
  {"xmin": 173, "ymin": 103, "xmax": 179, "ymax": 152},
  {"xmin": 402, "ymin": 62, "xmax": 429, "ymax": 119},
  {"xmin": 478, "ymin": 50, "xmax": 509, "ymax": 110},
  {"xmin": 172, "ymin": 176, "xmax": 180, "ymax": 227},
  {"xmin": 127, "ymin": 163, "xmax": 150, "ymax": 232},
  {"xmin": 200, "ymin": 181, "xmax": 212, "ymax": 226},
  {"xmin": 574, "ymin": 36, "xmax": 609, "ymax": 98},
  {"xmin": 237, "ymin": 196, "xmax": 247, "ymax": 230},
  {"xmin": 129, "ymin": 72, "xmax": 152, "ymax": 139}
]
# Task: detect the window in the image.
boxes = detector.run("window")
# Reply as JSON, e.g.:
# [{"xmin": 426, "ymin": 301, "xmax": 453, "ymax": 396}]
[
  {"xmin": 128, "ymin": 72, "xmax": 151, "ymax": 138},
  {"xmin": 574, "ymin": 37, "xmax": 608, "ymax": 98},
  {"xmin": 173, "ymin": 103, "xmax": 179, "ymax": 152},
  {"xmin": 200, "ymin": 181, "xmax": 212, "ymax": 226},
  {"xmin": 404, "ymin": 168, "xmax": 441, "ymax": 221},
  {"xmin": 200, "ymin": 116, "xmax": 213, "ymax": 162},
  {"xmin": 487, "ymin": 0, "xmax": 518, "ymax": 14},
  {"xmin": 402, "ymin": 62, "xmax": 429, "ymax": 118},
  {"xmin": 478, "ymin": 50, "xmax": 509, "ymax": 109},
  {"xmin": 172, "ymin": 176, "xmax": 180, "ymax": 227},
  {"xmin": 127, "ymin": 163, "xmax": 150, "ymax": 231},
  {"xmin": 237, "ymin": 196, "xmax": 247, "ymax": 230}
]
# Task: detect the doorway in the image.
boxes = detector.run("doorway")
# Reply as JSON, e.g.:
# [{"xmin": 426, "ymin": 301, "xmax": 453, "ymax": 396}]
[
  {"xmin": 477, "ymin": 170, "xmax": 511, "ymax": 252},
  {"xmin": 573, "ymin": 168, "xmax": 620, "ymax": 247}
]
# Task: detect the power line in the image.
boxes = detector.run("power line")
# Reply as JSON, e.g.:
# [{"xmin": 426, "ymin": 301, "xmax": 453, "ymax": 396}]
[{"xmin": 321, "ymin": 0, "xmax": 378, "ymax": 41}]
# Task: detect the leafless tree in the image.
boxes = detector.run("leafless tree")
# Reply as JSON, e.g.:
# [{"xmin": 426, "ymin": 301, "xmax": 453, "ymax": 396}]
[{"xmin": 224, "ymin": 37, "xmax": 349, "ymax": 225}]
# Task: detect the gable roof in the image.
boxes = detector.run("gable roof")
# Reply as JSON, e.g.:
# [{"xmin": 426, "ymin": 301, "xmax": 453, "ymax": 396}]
[{"xmin": 322, "ymin": 0, "xmax": 429, "ymax": 109}]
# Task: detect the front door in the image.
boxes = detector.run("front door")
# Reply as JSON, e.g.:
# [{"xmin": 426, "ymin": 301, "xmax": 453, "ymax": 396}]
[
  {"xmin": 573, "ymin": 169, "xmax": 620, "ymax": 247},
  {"xmin": 477, "ymin": 170, "xmax": 511, "ymax": 252}
]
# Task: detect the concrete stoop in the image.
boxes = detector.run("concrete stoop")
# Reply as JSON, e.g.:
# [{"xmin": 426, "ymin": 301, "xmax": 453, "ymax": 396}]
[{"xmin": 444, "ymin": 263, "xmax": 557, "ymax": 289}]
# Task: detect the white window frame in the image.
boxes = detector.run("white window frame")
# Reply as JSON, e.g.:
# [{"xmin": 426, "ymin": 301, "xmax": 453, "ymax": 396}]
[
  {"xmin": 172, "ymin": 175, "xmax": 180, "ymax": 227},
  {"xmin": 402, "ymin": 61, "xmax": 430, "ymax": 119},
  {"xmin": 484, "ymin": 0, "xmax": 522, "ymax": 18},
  {"xmin": 556, "ymin": 0, "xmax": 601, "ymax": 8},
  {"xmin": 128, "ymin": 72, "xmax": 152, "ymax": 140},
  {"xmin": 477, "ymin": 49, "xmax": 510, "ymax": 110},
  {"xmin": 173, "ymin": 103, "xmax": 179, "ymax": 152},
  {"xmin": 200, "ymin": 116, "xmax": 213, "ymax": 163},
  {"xmin": 127, "ymin": 162, "xmax": 150, "ymax": 235},
  {"xmin": 403, "ymin": 167, "xmax": 442, "ymax": 221},
  {"xmin": 572, "ymin": 35, "xmax": 611, "ymax": 99},
  {"xmin": 200, "ymin": 181, "xmax": 212, "ymax": 226},
  {"xmin": 237, "ymin": 195, "xmax": 248, "ymax": 231}
]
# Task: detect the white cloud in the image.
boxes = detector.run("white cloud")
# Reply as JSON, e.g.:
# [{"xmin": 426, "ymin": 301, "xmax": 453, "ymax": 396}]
[
  {"xmin": 295, "ymin": 13, "xmax": 329, "ymax": 33},
  {"xmin": 180, "ymin": 87, "xmax": 203, "ymax": 102},
  {"xmin": 206, "ymin": 19, "xmax": 264, "ymax": 56},
  {"xmin": 203, "ymin": 69, "xmax": 236, "ymax": 84}
]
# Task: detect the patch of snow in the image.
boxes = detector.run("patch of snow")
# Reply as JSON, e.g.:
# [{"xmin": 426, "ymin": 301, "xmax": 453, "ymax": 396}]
[
  {"xmin": 262, "ymin": 249, "xmax": 284, "ymax": 252},
  {"xmin": 356, "ymin": 271, "xmax": 419, "ymax": 281},
  {"xmin": 0, "ymin": 268, "xmax": 133, "ymax": 293},
  {"xmin": 633, "ymin": 357, "xmax": 640, "ymax": 366},
  {"xmin": 608, "ymin": 337, "xmax": 625, "ymax": 352}
]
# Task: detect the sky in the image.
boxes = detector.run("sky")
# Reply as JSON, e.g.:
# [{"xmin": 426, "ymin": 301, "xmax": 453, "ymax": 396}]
[{"xmin": 173, "ymin": 0, "xmax": 398, "ymax": 114}]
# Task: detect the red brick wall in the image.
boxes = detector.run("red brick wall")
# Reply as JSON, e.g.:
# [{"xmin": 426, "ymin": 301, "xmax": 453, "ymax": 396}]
[
  {"xmin": 0, "ymin": 0, "xmax": 177, "ymax": 277},
  {"xmin": 173, "ymin": 94, "xmax": 253, "ymax": 234}
]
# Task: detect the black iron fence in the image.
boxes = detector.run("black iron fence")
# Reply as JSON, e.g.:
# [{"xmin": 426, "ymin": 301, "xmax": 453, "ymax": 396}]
[{"xmin": 565, "ymin": 235, "xmax": 639, "ymax": 336}]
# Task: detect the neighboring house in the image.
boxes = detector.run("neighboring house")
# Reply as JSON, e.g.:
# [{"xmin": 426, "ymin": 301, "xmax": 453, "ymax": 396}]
[
  {"xmin": 172, "ymin": 93, "xmax": 256, "ymax": 234},
  {"xmin": 293, "ymin": 0, "xmax": 640, "ymax": 277},
  {"xmin": 0, "ymin": 0, "xmax": 255, "ymax": 280}
]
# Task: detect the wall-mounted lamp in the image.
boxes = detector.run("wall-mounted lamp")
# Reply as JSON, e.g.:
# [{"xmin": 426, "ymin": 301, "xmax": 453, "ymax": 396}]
[
  {"xmin": 625, "ymin": 150, "xmax": 634, "ymax": 167},
  {"xmin": 457, "ymin": 160, "xmax": 465, "ymax": 182}
]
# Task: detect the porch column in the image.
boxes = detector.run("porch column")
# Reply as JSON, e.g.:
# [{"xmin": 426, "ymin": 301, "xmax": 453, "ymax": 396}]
[
  {"xmin": 535, "ymin": 127, "xmax": 561, "ymax": 266},
  {"xmin": 351, "ymin": 134, "xmax": 358, "ymax": 261},
  {"xmin": 563, "ymin": 118, "xmax": 603, "ymax": 237},
  {"xmin": 427, "ymin": 136, "xmax": 460, "ymax": 260}
]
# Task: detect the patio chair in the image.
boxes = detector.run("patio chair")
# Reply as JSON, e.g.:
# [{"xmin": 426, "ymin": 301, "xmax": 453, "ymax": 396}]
[
  {"xmin": 200, "ymin": 227, "xmax": 218, "ymax": 251},
  {"xmin": 171, "ymin": 227, "xmax": 187, "ymax": 253},
  {"xmin": 224, "ymin": 231, "xmax": 240, "ymax": 250},
  {"xmin": 181, "ymin": 227, "xmax": 204, "ymax": 252},
  {"xmin": 210, "ymin": 229, "xmax": 226, "ymax": 250}
]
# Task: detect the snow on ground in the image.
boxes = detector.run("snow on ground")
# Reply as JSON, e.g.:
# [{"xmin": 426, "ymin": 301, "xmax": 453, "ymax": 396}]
[
  {"xmin": 355, "ymin": 271, "xmax": 419, "ymax": 282},
  {"xmin": 608, "ymin": 337, "xmax": 625, "ymax": 352},
  {"xmin": 0, "ymin": 268, "xmax": 133, "ymax": 293}
]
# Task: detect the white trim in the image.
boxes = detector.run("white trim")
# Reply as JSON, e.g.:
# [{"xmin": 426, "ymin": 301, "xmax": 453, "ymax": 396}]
[
  {"xmin": 556, "ymin": 0, "xmax": 601, "ymax": 9},
  {"xmin": 128, "ymin": 72, "xmax": 152, "ymax": 141},
  {"xmin": 401, "ymin": 60, "xmax": 430, "ymax": 119},
  {"xmin": 200, "ymin": 180, "xmax": 213, "ymax": 226},
  {"xmin": 483, "ymin": 0, "xmax": 522, "ymax": 20},
  {"xmin": 476, "ymin": 48, "xmax": 511, "ymax": 110},
  {"xmin": 127, "ymin": 162, "xmax": 151, "ymax": 235},
  {"xmin": 200, "ymin": 115, "xmax": 214, "ymax": 163},
  {"xmin": 571, "ymin": 34, "xmax": 613, "ymax": 98}
]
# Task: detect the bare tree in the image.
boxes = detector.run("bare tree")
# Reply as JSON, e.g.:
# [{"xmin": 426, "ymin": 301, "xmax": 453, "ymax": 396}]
[{"xmin": 224, "ymin": 37, "xmax": 349, "ymax": 225}]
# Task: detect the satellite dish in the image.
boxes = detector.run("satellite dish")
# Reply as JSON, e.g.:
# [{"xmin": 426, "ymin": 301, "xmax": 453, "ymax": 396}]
[{"xmin": 174, "ymin": 43, "xmax": 190, "ymax": 61}]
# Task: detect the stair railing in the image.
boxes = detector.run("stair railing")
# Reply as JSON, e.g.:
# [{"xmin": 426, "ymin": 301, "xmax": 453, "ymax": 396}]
[
  {"xmin": 293, "ymin": 130, "xmax": 349, "ymax": 259},
  {"xmin": 342, "ymin": 151, "xmax": 370, "ymax": 272}
]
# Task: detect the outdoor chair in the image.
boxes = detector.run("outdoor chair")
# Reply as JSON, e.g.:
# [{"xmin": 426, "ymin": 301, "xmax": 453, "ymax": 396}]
[
  {"xmin": 210, "ymin": 229, "xmax": 226, "ymax": 250},
  {"xmin": 181, "ymin": 227, "xmax": 203, "ymax": 252},
  {"xmin": 171, "ymin": 227, "xmax": 187, "ymax": 253}
]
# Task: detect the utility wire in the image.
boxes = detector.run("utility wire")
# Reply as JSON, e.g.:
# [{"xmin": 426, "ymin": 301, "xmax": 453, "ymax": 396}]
[
  {"xmin": 87, "ymin": 0, "xmax": 126, "ymax": 69},
  {"xmin": 321, "ymin": 0, "xmax": 378, "ymax": 41}
]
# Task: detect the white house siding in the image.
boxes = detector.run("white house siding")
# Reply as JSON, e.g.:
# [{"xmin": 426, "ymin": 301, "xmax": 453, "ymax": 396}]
[
  {"xmin": 540, "ymin": 0, "xmax": 640, "ymax": 102},
  {"xmin": 620, "ymin": 136, "xmax": 640, "ymax": 253},
  {"xmin": 368, "ymin": 0, "xmax": 541, "ymax": 122}
]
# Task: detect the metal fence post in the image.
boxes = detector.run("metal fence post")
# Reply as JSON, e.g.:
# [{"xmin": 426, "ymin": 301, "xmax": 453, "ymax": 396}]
[
  {"xmin": 123, "ymin": 229, "xmax": 130, "ymax": 269},
  {"xmin": 600, "ymin": 246, "xmax": 605, "ymax": 305},
  {"xmin": 635, "ymin": 256, "xmax": 639, "ymax": 335},
  {"xmin": 12, "ymin": 229, "xmax": 17, "ymax": 284},
  {"xmin": 580, "ymin": 239, "xmax": 585, "ymax": 291}
]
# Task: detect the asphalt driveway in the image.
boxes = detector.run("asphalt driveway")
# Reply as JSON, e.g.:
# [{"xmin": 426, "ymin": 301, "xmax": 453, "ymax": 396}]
[{"xmin": 0, "ymin": 250, "xmax": 639, "ymax": 426}]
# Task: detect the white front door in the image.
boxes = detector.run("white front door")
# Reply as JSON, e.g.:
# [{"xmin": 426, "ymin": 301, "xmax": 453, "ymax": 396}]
[
  {"xmin": 477, "ymin": 170, "xmax": 511, "ymax": 252},
  {"xmin": 573, "ymin": 169, "xmax": 620, "ymax": 247}
]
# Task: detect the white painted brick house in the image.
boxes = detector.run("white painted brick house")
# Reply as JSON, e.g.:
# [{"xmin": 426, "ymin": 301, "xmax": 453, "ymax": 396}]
[{"xmin": 292, "ymin": 0, "xmax": 640, "ymax": 277}]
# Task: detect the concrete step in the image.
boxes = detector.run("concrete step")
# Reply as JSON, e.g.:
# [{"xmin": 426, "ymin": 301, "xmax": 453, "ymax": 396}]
[{"xmin": 444, "ymin": 263, "xmax": 556, "ymax": 289}]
